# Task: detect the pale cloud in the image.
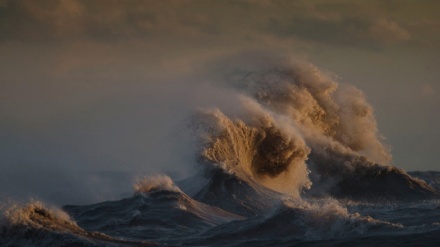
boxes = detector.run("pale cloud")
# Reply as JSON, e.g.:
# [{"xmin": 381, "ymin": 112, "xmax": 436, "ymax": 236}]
[
  {"xmin": 0, "ymin": 0, "xmax": 437, "ymax": 51},
  {"xmin": 368, "ymin": 19, "xmax": 411, "ymax": 45},
  {"xmin": 0, "ymin": 0, "xmax": 218, "ymax": 42},
  {"xmin": 264, "ymin": 4, "xmax": 412, "ymax": 49}
]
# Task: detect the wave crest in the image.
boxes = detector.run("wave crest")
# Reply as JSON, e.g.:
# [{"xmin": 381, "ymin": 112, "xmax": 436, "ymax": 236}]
[
  {"xmin": 1, "ymin": 200, "xmax": 77, "ymax": 230},
  {"xmin": 241, "ymin": 64, "xmax": 391, "ymax": 165},
  {"xmin": 134, "ymin": 175, "xmax": 181, "ymax": 194}
]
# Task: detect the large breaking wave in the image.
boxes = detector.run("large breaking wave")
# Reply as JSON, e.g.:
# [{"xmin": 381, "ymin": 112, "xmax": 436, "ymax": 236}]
[{"xmin": 191, "ymin": 61, "xmax": 436, "ymax": 201}]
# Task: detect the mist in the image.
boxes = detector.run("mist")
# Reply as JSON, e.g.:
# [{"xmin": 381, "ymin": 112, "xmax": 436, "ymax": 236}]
[
  {"xmin": 0, "ymin": 46, "xmax": 285, "ymax": 205},
  {"xmin": 0, "ymin": 52, "xmax": 229, "ymax": 205}
]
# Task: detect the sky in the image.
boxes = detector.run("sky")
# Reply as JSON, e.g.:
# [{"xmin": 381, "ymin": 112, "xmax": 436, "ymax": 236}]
[{"xmin": 1, "ymin": 0, "xmax": 440, "ymax": 203}]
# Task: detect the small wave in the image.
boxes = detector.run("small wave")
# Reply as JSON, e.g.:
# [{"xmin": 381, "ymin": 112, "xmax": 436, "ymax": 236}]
[
  {"xmin": 134, "ymin": 174, "xmax": 181, "ymax": 194},
  {"xmin": 281, "ymin": 198, "xmax": 402, "ymax": 239},
  {"xmin": 0, "ymin": 200, "xmax": 156, "ymax": 246},
  {"xmin": 1, "ymin": 200, "xmax": 80, "ymax": 232}
]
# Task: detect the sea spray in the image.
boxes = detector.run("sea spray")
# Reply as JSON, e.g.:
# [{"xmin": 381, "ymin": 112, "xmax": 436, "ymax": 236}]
[
  {"xmin": 0, "ymin": 200, "xmax": 78, "ymax": 230},
  {"xmin": 239, "ymin": 64, "xmax": 391, "ymax": 165}
]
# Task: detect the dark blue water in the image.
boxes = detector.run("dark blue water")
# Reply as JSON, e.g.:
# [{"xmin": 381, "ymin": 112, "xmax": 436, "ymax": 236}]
[{"xmin": 1, "ymin": 171, "xmax": 440, "ymax": 247}]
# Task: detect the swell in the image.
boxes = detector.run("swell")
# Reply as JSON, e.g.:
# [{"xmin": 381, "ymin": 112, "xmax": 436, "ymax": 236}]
[
  {"xmin": 189, "ymin": 197, "xmax": 402, "ymax": 246},
  {"xmin": 307, "ymin": 148, "xmax": 437, "ymax": 201},
  {"xmin": 63, "ymin": 175, "xmax": 244, "ymax": 241}
]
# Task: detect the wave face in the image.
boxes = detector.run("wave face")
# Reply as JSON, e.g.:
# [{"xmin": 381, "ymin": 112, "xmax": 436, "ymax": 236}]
[
  {"xmin": 192, "ymin": 106, "xmax": 312, "ymax": 198},
  {"xmin": 193, "ymin": 167, "xmax": 283, "ymax": 217},
  {"xmin": 2, "ymin": 60, "xmax": 440, "ymax": 246}
]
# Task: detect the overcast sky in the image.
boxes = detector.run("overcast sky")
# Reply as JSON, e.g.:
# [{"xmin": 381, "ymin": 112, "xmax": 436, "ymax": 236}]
[{"xmin": 1, "ymin": 0, "xmax": 439, "ymax": 179}]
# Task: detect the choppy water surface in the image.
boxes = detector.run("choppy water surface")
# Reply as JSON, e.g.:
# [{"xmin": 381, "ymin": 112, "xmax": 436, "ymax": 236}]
[{"xmin": 1, "ymin": 171, "xmax": 440, "ymax": 247}]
